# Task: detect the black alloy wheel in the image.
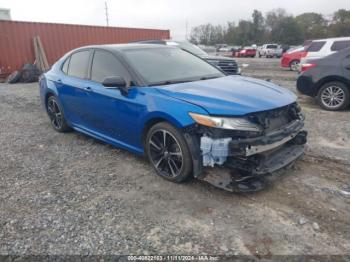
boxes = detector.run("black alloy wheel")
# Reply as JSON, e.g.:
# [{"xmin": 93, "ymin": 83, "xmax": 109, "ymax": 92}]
[
  {"xmin": 146, "ymin": 122, "xmax": 192, "ymax": 182},
  {"xmin": 46, "ymin": 96, "xmax": 71, "ymax": 132}
]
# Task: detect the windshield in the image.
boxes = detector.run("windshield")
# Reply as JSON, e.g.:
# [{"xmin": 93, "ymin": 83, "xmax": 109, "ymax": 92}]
[
  {"xmin": 123, "ymin": 47, "xmax": 224, "ymax": 86},
  {"xmin": 266, "ymin": 45, "xmax": 278, "ymax": 49},
  {"xmin": 177, "ymin": 42, "xmax": 208, "ymax": 56}
]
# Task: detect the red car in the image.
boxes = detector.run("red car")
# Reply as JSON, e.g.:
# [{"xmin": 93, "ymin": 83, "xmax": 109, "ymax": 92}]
[
  {"xmin": 281, "ymin": 46, "xmax": 307, "ymax": 71},
  {"xmin": 236, "ymin": 47, "xmax": 256, "ymax": 58}
]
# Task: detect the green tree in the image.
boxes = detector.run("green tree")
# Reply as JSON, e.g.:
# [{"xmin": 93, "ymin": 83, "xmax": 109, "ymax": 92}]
[
  {"xmin": 265, "ymin": 8, "xmax": 288, "ymax": 31},
  {"xmin": 236, "ymin": 20, "xmax": 254, "ymax": 46},
  {"xmin": 252, "ymin": 10, "xmax": 265, "ymax": 44},
  {"xmin": 190, "ymin": 8, "xmax": 350, "ymax": 47},
  {"xmin": 295, "ymin": 12, "xmax": 327, "ymax": 39},
  {"xmin": 271, "ymin": 16, "xmax": 303, "ymax": 45},
  {"xmin": 329, "ymin": 9, "xmax": 350, "ymax": 37},
  {"xmin": 333, "ymin": 9, "xmax": 350, "ymax": 23},
  {"xmin": 190, "ymin": 23, "xmax": 226, "ymax": 45},
  {"xmin": 224, "ymin": 22, "xmax": 237, "ymax": 45}
]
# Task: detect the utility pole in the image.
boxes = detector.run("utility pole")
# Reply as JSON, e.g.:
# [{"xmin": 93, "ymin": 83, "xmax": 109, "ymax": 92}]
[{"xmin": 105, "ymin": 2, "xmax": 109, "ymax": 26}]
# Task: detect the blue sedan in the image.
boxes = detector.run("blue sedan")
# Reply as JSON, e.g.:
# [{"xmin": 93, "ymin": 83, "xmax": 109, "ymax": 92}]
[{"xmin": 40, "ymin": 44, "xmax": 307, "ymax": 192}]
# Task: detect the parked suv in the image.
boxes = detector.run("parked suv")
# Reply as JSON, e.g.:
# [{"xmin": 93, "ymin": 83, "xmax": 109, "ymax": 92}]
[
  {"xmin": 258, "ymin": 44, "xmax": 283, "ymax": 58},
  {"xmin": 133, "ymin": 40, "xmax": 240, "ymax": 75},
  {"xmin": 300, "ymin": 37, "xmax": 350, "ymax": 65},
  {"xmin": 297, "ymin": 47, "xmax": 350, "ymax": 111}
]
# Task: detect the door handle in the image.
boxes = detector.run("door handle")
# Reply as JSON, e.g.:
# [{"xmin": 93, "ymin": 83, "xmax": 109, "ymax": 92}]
[{"xmin": 84, "ymin": 86, "xmax": 92, "ymax": 92}]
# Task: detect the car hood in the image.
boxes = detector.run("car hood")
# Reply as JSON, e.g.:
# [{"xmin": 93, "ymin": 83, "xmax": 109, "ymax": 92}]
[{"xmin": 155, "ymin": 76, "xmax": 296, "ymax": 116}]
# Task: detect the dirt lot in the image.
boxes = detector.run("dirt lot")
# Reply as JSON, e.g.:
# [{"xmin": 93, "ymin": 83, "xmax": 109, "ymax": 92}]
[{"xmin": 1, "ymin": 58, "xmax": 349, "ymax": 256}]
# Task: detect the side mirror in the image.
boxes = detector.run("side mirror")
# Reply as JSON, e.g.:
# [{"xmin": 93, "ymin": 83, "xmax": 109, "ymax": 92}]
[{"xmin": 102, "ymin": 76, "xmax": 128, "ymax": 95}]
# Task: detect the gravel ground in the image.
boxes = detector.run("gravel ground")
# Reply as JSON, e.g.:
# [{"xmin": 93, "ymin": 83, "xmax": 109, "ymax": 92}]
[{"xmin": 1, "ymin": 58, "xmax": 349, "ymax": 256}]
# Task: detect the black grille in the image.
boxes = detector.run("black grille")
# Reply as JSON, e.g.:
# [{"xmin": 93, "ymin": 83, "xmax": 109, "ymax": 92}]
[
  {"xmin": 247, "ymin": 103, "xmax": 302, "ymax": 132},
  {"xmin": 217, "ymin": 60, "xmax": 238, "ymax": 75}
]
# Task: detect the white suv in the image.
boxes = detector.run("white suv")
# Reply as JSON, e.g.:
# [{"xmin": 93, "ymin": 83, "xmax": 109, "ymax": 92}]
[
  {"xmin": 301, "ymin": 37, "xmax": 350, "ymax": 64},
  {"xmin": 258, "ymin": 44, "xmax": 283, "ymax": 58}
]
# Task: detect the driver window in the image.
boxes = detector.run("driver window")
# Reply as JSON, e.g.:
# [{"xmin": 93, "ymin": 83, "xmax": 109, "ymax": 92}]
[{"xmin": 91, "ymin": 50, "xmax": 130, "ymax": 83}]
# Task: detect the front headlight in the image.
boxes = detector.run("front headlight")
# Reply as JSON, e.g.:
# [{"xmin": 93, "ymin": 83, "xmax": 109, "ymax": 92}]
[{"xmin": 189, "ymin": 112, "xmax": 261, "ymax": 132}]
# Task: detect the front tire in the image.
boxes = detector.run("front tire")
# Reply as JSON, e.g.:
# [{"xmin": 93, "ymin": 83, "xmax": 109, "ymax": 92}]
[
  {"xmin": 317, "ymin": 81, "xmax": 350, "ymax": 111},
  {"xmin": 46, "ymin": 96, "xmax": 71, "ymax": 132},
  {"xmin": 145, "ymin": 122, "xmax": 192, "ymax": 183}
]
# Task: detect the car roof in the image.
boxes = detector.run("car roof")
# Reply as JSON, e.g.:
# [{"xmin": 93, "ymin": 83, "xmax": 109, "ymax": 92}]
[
  {"xmin": 312, "ymin": 37, "xmax": 350, "ymax": 42},
  {"xmin": 73, "ymin": 43, "xmax": 174, "ymax": 53},
  {"xmin": 132, "ymin": 39, "xmax": 188, "ymax": 45},
  {"xmin": 130, "ymin": 39, "xmax": 167, "ymax": 44}
]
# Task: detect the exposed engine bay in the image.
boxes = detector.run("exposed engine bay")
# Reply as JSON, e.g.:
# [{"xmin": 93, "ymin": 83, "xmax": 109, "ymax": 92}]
[{"xmin": 184, "ymin": 102, "xmax": 308, "ymax": 192}]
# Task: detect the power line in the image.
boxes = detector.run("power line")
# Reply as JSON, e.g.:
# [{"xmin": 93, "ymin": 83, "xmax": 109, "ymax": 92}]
[{"xmin": 105, "ymin": 2, "xmax": 109, "ymax": 26}]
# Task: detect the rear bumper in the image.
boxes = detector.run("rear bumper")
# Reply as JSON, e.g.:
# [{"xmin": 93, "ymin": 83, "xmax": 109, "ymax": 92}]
[
  {"xmin": 296, "ymin": 75, "xmax": 318, "ymax": 97},
  {"xmin": 241, "ymin": 52, "xmax": 256, "ymax": 57}
]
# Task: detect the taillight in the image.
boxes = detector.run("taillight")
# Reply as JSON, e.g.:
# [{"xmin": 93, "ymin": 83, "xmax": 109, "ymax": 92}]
[{"xmin": 301, "ymin": 63, "xmax": 317, "ymax": 72}]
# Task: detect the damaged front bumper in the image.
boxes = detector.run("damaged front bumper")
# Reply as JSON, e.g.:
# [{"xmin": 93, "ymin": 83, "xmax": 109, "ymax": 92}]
[
  {"xmin": 203, "ymin": 143, "xmax": 306, "ymax": 193},
  {"xmin": 184, "ymin": 115, "xmax": 307, "ymax": 192}
]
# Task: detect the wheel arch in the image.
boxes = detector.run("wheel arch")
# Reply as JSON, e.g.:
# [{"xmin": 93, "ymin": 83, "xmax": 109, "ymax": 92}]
[
  {"xmin": 43, "ymin": 88, "xmax": 70, "ymax": 126},
  {"xmin": 315, "ymin": 75, "xmax": 350, "ymax": 92},
  {"xmin": 141, "ymin": 114, "xmax": 187, "ymax": 147},
  {"xmin": 289, "ymin": 59, "xmax": 300, "ymax": 66},
  {"xmin": 44, "ymin": 91, "xmax": 56, "ymax": 108}
]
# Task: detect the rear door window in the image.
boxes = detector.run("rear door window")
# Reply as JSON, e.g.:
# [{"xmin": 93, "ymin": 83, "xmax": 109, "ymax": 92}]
[
  {"xmin": 331, "ymin": 40, "xmax": 350, "ymax": 51},
  {"xmin": 307, "ymin": 41, "xmax": 326, "ymax": 52},
  {"xmin": 67, "ymin": 50, "xmax": 90, "ymax": 79},
  {"xmin": 90, "ymin": 50, "xmax": 130, "ymax": 83}
]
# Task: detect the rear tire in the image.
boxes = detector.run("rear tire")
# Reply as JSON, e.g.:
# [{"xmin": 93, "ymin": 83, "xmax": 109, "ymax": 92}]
[
  {"xmin": 317, "ymin": 81, "xmax": 350, "ymax": 111},
  {"xmin": 46, "ymin": 96, "xmax": 71, "ymax": 132},
  {"xmin": 289, "ymin": 60, "xmax": 300, "ymax": 71},
  {"xmin": 145, "ymin": 122, "xmax": 192, "ymax": 183}
]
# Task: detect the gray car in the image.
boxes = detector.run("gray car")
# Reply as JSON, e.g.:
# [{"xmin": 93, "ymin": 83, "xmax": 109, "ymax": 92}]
[{"xmin": 297, "ymin": 47, "xmax": 350, "ymax": 110}]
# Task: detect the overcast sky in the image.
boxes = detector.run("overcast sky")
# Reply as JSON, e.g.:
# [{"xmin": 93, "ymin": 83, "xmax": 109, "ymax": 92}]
[{"xmin": 1, "ymin": 0, "xmax": 350, "ymax": 39}]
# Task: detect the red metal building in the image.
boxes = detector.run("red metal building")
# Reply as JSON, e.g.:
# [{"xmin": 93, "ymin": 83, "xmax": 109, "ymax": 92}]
[{"xmin": 0, "ymin": 20, "xmax": 170, "ymax": 78}]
